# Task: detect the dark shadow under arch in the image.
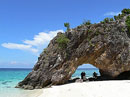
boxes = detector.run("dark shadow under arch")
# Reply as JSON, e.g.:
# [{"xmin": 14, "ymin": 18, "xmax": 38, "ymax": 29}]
[{"xmin": 115, "ymin": 71, "xmax": 130, "ymax": 80}]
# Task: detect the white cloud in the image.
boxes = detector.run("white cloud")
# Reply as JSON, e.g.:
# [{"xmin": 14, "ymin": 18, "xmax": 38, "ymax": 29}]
[
  {"xmin": 24, "ymin": 30, "xmax": 63, "ymax": 46},
  {"xmin": 1, "ymin": 30, "xmax": 64, "ymax": 55},
  {"xmin": 104, "ymin": 12, "xmax": 121, "ymax": 16},
  {"xmin": 2, "ymin": 43, "xmax": 38, "ymax": 53}
]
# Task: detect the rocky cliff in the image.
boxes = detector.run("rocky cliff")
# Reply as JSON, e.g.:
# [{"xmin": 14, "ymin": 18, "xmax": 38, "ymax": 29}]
[{"xmin": 16, "ymin": 13, "xmax": 130, "ymax": 89}]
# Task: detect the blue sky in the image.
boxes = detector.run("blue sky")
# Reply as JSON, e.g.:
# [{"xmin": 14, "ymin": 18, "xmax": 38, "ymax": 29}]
[{"xmin": 0, "ymin": 0, "xmax": 130, "ymax": 68}]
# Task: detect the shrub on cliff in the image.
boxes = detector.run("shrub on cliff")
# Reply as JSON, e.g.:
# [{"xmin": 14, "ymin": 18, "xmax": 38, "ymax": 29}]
[
  {"xmin": 126, "ymin": 16, "xmax": 130, "ymax": 36},
  {"xmin": 103, "ymin": 18, "xmax": 109, "ymax": 23},
  {"xmin": 114, "ymin": 16, "xmax": 118, "ymax": 20},
  {"xmin": 114, "ymin": 15, "xmax": 122, "ymax": 20},
  {"xmin": 56, "ymin": 34, "xmax": 70, "ymax": 49},
  {"xmin": 122, "ymin": 8, "xmax": 130, "ymax": 15},
  {"xmin": 110, "ymin": 18, "xmax": 114, "ymax": 21},
  {"xmin": 100, "ymin": 21, "xmax": 105, "ymax": 24},
  {"xmin": 64, "ymin": 23, "xmax": 70, "ymax": 31},
  {"xmin": 114, "ymin": 9, "xmax": 130, "ymax": 21},
  {"xmin": 83, "ymin": 20, "xmax": 91, "ymax": 25},
  {"xmin": 102, "ymin": 18, "xmax": 114, "ymax": 22},
  {"xmin": 43, "ymin": 48, "xmax": 47, "ymax": 54}
]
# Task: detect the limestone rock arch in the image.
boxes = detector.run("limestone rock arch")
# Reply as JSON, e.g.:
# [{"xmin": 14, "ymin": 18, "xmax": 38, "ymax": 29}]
[{"xmin": 17, "ymin": 16, "xmax": 130, "ymax": 89}]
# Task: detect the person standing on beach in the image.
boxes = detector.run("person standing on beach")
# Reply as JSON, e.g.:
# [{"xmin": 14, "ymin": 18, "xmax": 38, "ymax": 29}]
[
  {"xmin": 81, "ymin": 72, "xmax": 86, "ymax": 81},
  {"xmin": 93, "ymin": 72, "xmax": 98, "ymax": 78}
]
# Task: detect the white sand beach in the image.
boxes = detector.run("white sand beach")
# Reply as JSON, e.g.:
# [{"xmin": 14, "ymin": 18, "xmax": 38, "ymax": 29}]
[{"xmin": 38, "ymin": 80, "xmax": 130, "ymax": 97}]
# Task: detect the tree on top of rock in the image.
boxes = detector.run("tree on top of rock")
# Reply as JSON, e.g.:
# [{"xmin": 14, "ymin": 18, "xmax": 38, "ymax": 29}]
[{"xmin": 122, "ymin": 8, "xmax": 130, "ymax": 15}]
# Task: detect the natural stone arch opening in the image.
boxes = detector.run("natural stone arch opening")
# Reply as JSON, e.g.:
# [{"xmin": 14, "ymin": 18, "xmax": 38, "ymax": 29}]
[
  {"xmin": 72, "ymin": 64, "xmax": 100, "ymax": 79},
  {"xmin": 115, "ymin": 71, "xmax": 130, "ymax": 80}
]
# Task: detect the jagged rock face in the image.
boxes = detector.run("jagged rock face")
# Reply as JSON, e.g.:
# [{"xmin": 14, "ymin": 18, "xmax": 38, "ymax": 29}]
[{"xmin": 17, "ymin": 16, "xmax": 130, "ymax": 89}]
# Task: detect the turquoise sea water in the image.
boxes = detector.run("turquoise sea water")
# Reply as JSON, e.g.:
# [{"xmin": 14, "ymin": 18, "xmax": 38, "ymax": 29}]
[{"xmin": 0, "ymin": 68, "xmax": 99, "ymax": 97}]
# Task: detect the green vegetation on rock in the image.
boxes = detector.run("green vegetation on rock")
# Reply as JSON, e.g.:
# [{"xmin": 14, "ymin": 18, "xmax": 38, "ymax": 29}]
[
  {"xmin": 125, "ymin": 16, "xmax": 130, "ymax": 36},
  {"xmin": 83, "ymin": 20, "xmax": 91, "ymax": 25},
  {"xmin": 103, "ymin": 18, "xmax": 109, "ymax": 23},
  {"xmin": 43, "ymin": 48, "xmax": 47, "ymax": 54},
  {"xmin": 122, "ymin": 8, "xmax": 130, "ymax": 15},
  {"xmin": 114, "ymin": 8, "xmax": 130, "ymax": 21},
  {"xmin": 114, "ymin": 16, "xmax": 118, "ymax": 20},
  {"xmin": 100, "ymin": 21, "xmax": 105, "ymax": 24},
  {"xmin": 64, "ymin": 23, "xmax": 70, "ymax": 31},
  {"xmin": 95, "ymin": 30, "xmax": 101, "ymax": 35},
  {"xmin": 88, "ymin": 29, "xmax": 92, "ymax": 33},
  {"xmin": 101, "ymin": 18, "xmax": 114, "ymax": 23},
  {"xmin": 110, "ymin": 18, "xmax": 114, "ymax": 21},
  {"xmin": 56, "ymin": 34, "xmax": 70, "ymax": 49},
  {"xmin": 114, "ymin": 14, "xmax": 123, "ymax": 20}
]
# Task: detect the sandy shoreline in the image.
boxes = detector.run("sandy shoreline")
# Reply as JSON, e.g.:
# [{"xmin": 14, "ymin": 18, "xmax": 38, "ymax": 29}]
[{"xmin": 37, "ymin": 80, "xmax": 130, "ymax": 97}]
